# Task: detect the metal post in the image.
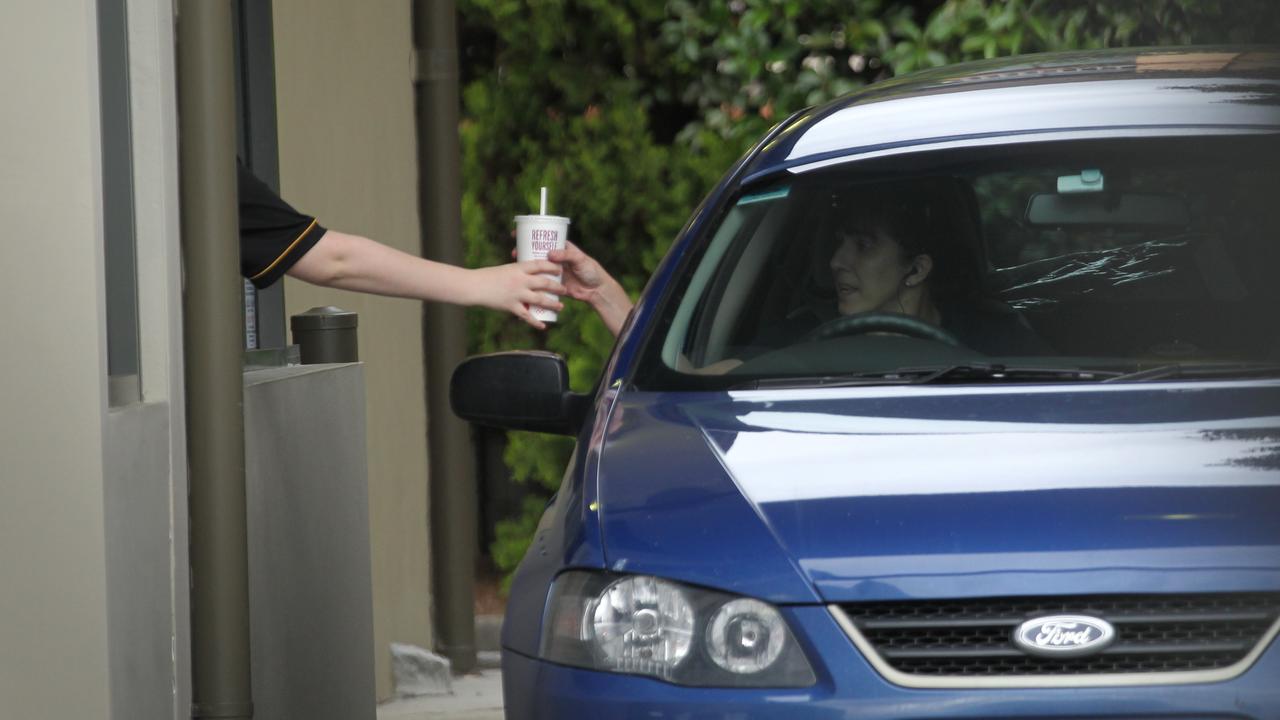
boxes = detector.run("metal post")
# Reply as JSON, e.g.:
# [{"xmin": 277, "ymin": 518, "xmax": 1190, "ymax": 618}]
[
  {"xmin": 177, "ymin": 0, "xmax": 255, "ymax": 717},
  {"xmin": 413, "ymin": 0, "xmax": 477, "ymax": 674}
]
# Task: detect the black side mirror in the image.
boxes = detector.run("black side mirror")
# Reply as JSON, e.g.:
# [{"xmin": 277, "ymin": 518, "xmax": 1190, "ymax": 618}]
[{"xmin": 449, "ymin": 351, "xmax": 590, "ymax": 435}]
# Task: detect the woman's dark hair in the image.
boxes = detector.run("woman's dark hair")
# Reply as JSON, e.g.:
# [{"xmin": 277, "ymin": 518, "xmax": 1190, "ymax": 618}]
[{"xmin": 833, "ymin": 178, "xmax": 982, "ymax": 299}]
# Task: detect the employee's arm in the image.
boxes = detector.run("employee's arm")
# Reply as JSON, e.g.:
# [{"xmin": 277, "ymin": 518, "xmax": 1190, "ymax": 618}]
[{"xmin": 289, "ymin": 229, "xmax": 567, "ymax": 329}]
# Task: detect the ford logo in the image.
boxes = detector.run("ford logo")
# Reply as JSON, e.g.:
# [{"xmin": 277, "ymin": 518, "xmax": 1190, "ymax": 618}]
[{"xmin": 1013, "ymin": 615, "xmax": 1115, "ymax": 658}]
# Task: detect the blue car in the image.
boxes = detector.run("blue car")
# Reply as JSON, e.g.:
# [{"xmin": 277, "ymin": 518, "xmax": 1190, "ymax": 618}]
[{"xmin": 451, "ymin": 46, "xmax": 1280, "ymax": 718}]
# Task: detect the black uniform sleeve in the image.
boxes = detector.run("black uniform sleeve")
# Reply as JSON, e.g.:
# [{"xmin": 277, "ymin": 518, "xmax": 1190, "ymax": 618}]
[{"xmin": 238, "ymin": 160, "xmax": 327, "ymax": 289}]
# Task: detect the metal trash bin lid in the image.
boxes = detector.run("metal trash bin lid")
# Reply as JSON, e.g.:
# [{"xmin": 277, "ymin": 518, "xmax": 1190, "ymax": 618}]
[{"xmin": 290, "ymin": 306, "xmax": 358, "ymax": 331}]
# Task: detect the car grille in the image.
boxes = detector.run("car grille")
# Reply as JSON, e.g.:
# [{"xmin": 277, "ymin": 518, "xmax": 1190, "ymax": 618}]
[{"xmin": 838, "ymin": 593, "xmax": 1280, "ymax": 677}]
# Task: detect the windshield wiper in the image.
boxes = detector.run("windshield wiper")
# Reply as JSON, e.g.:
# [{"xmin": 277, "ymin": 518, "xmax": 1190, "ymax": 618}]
[
  {"xmin": 739, "ymin": 362, "xmax": 1280, "ymax": 390},
  {"xmin": 736, "ymin": 372, "xmax": 922, "ymax": 390},
  {"xmin": 1101, "ymin": 362, "xmax": 1280, "ymax": 384},
  {"xmin": 735, "ymin": 364, "xmax": 1117, "ymax": 390},
  {"xmin": 908, "ymin": 363, "xmax": 1121, "ymax": 384}
]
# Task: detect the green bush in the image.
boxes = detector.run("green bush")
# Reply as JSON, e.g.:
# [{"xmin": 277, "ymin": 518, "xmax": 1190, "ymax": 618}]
[{"xmin": 457, "ymin": 0, "xmax": 1279, "ymax": 585}]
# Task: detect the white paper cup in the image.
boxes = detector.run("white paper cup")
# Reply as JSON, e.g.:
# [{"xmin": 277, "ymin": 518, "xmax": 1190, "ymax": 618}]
[{"xmin": 515, "ymin": 213, "xmax": 570, "ymax": 323}]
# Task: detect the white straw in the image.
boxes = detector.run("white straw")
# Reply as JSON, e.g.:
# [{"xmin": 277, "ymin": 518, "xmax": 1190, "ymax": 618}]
[{"xmin": 540, "ymin": 186, "xmax": 547, "ymax": 215}]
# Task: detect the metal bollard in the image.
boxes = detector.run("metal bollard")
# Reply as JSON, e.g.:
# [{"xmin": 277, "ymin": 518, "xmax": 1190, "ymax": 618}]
[{"xmin": 290, "ymin": 306, "xmax": 359, "ymax": 364}]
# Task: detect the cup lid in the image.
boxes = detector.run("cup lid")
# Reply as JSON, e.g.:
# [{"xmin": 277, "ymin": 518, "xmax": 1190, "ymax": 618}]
[{"xmin": 514, "ymin": 214, "xmax": 571, "ymax": 223}]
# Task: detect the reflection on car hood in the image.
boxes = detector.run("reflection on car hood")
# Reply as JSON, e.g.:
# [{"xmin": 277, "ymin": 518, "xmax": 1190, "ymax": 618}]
[{"xmin": 597, "ymin": 382, "xmax": 1280, "ymax": 603}]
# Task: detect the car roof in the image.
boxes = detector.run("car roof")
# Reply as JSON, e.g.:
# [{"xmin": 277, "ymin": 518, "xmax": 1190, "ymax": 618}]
[{"xmin": 743, "ymin": 46, "xmax": 1280, "ymax": 183}]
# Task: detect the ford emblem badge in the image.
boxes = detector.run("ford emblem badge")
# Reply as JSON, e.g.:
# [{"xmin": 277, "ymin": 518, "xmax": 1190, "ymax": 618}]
[{"xmin": 1013, "ymin": 615, "xmax": 1115, "ymax": 658}]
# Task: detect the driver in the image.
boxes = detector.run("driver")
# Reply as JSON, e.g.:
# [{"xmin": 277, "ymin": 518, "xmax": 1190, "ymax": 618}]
[
  {"xmin": 811, "ymin": 188, "xmax": 1049, "ymax": 355},
  {"xmin": 828, "ymin": 196, "xmax": 941, "ymax": 322}
]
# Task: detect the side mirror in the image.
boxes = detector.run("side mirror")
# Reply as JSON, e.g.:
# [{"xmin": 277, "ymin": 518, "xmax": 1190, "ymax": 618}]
[{"xmin": 449, "ymin": 351, "xmax": 590, "ymax": 435}]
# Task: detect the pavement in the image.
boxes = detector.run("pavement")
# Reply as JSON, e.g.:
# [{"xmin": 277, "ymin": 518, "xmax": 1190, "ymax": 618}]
[
  {"xmin": 377, "ymin": 614, "xmax": 507, "ymax": 719},
  {"xmin": 376, "ymin": 669, "xmax": 504, "ymax": 720}
]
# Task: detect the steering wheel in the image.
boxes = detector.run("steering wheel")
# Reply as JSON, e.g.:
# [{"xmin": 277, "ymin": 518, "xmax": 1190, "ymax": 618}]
[{"xmin": 803, "ymin": 312, "xmax": 963, "ymax": 347}]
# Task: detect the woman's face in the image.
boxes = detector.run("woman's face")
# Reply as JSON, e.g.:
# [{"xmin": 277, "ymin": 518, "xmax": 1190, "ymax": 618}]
[{"xmin": 829, "ymin": 225, "xmax": 913, "ymax": 316}]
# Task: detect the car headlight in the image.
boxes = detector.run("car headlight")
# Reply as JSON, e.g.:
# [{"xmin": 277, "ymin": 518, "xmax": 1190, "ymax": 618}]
[{"xmin": 539, "ymin": 571, "xmax": 816, "ymax": 687}]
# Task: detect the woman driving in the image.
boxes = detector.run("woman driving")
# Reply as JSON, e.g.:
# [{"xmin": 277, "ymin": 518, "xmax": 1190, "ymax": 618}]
[
  {"xmin": 828, "ymin": 193, "xmax": 941, "ymax": 322},
  {"xmin": 551, "ymin": 179, "xmax": 1049, "ymax": 362},
  {"xmin": 770, "ymin": 181, "xmax": 1049, "ymax": 357}
]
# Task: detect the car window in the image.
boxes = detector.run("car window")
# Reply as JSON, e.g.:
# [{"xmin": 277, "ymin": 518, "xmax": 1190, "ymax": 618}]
[
  {"xmin": 635, "ymin": 134, "xmax": 1280, "ymax": 390},
  {"xmin": 975, "ymin": 162, "xmax": 1268, "ymax": 270}
]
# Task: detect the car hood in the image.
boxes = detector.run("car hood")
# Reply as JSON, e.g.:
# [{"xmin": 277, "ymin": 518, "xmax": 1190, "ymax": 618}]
[{"xmin": 596, "ymin": 382, "xmax": 1280, "ymax": 603}]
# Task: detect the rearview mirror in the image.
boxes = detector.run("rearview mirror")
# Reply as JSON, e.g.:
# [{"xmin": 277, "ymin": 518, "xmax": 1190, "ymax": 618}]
[
  {"xmin": 449, "ymin": 351, "xmax": 589, "ymax": 435},
  {"xmin": 1026, "ymin": 192, "xmax": 1189, "ymax": 227}
]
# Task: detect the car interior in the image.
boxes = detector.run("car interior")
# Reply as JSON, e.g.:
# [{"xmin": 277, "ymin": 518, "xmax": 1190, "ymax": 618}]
[{"xmin": 660, "ymin": 134, "xmax": 1280, "ymax": 383}]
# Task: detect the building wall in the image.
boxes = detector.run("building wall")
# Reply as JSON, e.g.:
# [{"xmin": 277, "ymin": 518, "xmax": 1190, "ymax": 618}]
[
  {"xmin": 271, "ymin": 0, "xmax": 434, "ymax": 700},
  {"xmin": 104, "ymin": 402, "xmax": 184, "ymax": 720},
  {"xmin": 0, "ymin": 2, "xmax": 115, "ymax": 716},
  {"xmin": 1, "ymin": 1, "xmax": 190, "ymax": 717},
  {"xmin": 114, "ymin": 0, "xmax": 192, "ymax": 716}
]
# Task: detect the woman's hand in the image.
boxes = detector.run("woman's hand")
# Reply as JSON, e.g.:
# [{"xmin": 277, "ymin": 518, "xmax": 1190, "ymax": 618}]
[
  {"xmin": 547, "ymin": 242, "xmax": 633, "ymax": 337},
  {"xmin": 547, "ymin": 241, "xmax": 607, "ymax": 301},
  {"xmin": 467, "ymin": 260, "xmax": 566, "ymax": 330}
]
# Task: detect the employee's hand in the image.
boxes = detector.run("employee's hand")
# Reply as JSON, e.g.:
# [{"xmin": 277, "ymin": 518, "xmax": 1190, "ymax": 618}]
[{"xmin": 468, "ymin": 260, "xmax": 566, "ymax": 330}]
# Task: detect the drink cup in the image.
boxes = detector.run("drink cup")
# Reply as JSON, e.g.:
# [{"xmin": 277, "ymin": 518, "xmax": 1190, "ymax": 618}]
[{"xmin": 515, "ymin": 213, "xmax": 570, "ymax": 323}]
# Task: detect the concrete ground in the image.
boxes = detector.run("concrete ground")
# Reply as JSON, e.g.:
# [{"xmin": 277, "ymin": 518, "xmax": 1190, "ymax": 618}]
[
  {"xmin": 376, "ymin": 669, "xmax": 504, "ymax": 720},
  {"xmin": 378, "ymin": 615, "xmax": 507, "ymax": 719}
]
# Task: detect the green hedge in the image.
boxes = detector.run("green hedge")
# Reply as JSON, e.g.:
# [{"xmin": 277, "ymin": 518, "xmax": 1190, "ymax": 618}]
[{"xmin": 456, "ymin": 0, "xmax": 1279, "ymax": 587}]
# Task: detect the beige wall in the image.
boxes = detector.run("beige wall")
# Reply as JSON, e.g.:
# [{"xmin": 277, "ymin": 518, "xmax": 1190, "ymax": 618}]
[
  {"xmin": 0, "ymin": 1, "xmax": 113, "ymax": 716},
  {"xmin": 272, "ymin": 0, "xmax": 432, "ymax": 700}
]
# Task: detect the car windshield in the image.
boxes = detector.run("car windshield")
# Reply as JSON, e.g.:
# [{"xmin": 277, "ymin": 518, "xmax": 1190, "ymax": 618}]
[{"xmin": 634, "ymin": 134, "xmax": 1280, "ymax": 390}]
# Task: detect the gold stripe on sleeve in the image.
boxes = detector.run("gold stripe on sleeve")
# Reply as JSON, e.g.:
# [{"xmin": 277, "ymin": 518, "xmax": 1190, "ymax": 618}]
[{"xmin": 249, "ymin": 218, "xmax": 320, "ymax": 282}]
